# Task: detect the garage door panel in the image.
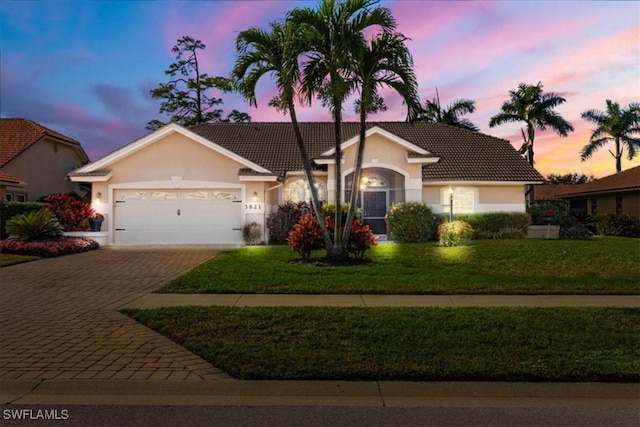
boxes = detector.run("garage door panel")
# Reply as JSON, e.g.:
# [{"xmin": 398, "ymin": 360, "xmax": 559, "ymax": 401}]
[{"xmin": 114, "ymin": 189, "xmax": 243, "ymax": 244}]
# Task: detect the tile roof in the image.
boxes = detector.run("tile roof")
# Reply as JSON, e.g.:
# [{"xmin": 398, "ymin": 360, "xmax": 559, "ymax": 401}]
[
  {"xmin": 0, "ymin": 170, "xmax": 21, "ymax": 184},
  {"xmin": 0, "ymin": 118, "xmax": 84, "ymax": 167},
  {"xmin": 555, "ymin": 166, "xmax": 640, "ymax": 197},
  {"xmin": 189, "ymin": 122, "xmax": 543, "ymax": 182},
  {"xmin": 533, "ymin": 184, "xmax": 572, "ymax": 201}
]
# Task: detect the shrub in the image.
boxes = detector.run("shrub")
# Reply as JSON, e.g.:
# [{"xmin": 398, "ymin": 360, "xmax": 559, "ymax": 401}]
[
  {"xmin": 456, "ymin": 212, "xmax": 530, "ymax": 240},
  {"xmin": 529, "ymin": 201, "xmax": 567, "ymax": 225},
  {"xmin": 286, "ymin": 214, "xmax": 324, "ymax": 261},
  {"xmin": 345, "ymin": 219, "xmax": 378, "ymax": 260},
  {"xmin": 595, "ymin": 214, "xmax": 640, "ymax": 238},
  {"xmin": 6, "ymin": 209, "xmax": 63, "ymax": 241},
  {"xmin": 438, "ymin": 220, "xmax": 474, "ymax": 247},
  {"xmin": 322, "ymin": 203, "xmax": 361, "ymax": 223},
  {"xmin": 0, "ymin": 201, "xmax": 45, "ymax": 239},
  {"xmin": 558, "ymin": 211, "xmax": 594, "ymax": 240},
  {"xmin": 44, "ymin": 193, "xmax": 94, "ymax": 231},
  {"xmin": 0, "ymin": 237, "xmax": 99, "ymax": 257},
  {"xmin": 386, "ymin": 203, "xmax": 434, "ymax": 243},
  {"xmin": 266, "ymin": 201, "xmax": 311, "ymax": 244},
  {"xmin": 242, "ymin": 222, "xmax": 262, "ymax": 245}
]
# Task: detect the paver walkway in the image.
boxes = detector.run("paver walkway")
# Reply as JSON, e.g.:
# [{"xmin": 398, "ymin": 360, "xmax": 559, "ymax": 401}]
[{"xmin": 0, "ymin": 247, "xmax": 231, "ymax": 381}]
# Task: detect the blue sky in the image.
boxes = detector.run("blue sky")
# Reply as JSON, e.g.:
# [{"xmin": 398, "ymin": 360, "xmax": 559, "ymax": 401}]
[{"xmin": 1, "ymin": 0, "xmax": 638, "ymax": 177}]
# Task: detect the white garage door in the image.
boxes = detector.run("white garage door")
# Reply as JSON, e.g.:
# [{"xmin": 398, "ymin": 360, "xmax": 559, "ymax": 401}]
[{"xmin": 113, "ymin": 189, "xmax": 243, "ymax": 244}]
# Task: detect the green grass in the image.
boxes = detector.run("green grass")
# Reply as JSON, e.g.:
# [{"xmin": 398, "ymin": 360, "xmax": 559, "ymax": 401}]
[
  {"xmin": 161, "ymin": 237, "xmax": 640, "ymax": 294},
  {"xmin": 123, "ymin": 306, "xmax": 640, "ymax": 382},
  {"xmin": 0, "ymin": 253, "xmax": 40, "ymax": 267}
]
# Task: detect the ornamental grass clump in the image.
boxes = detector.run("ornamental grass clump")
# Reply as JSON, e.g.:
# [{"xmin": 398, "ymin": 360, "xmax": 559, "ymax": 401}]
[
  {"xmin": 386, "ymin": 202, "xmax": 434, "ymax": 242},
  {"xmin": 6, "ymin": 209, "xmax": 63, "ymax": 241},
  {"xmin": 438, "ymin": 220, "xmax": 474, "ymax": 247}
]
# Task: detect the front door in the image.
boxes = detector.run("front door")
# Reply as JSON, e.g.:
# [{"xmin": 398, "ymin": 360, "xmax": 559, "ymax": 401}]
[{"xmin": 362, "ymin": 191, "xmax": 387, "ymax": 234}]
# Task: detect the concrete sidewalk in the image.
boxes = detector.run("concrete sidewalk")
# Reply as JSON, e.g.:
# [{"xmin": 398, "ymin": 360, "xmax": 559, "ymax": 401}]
[
  {"xmin": 122, "ymin": 293, "xmax": 640, "ymax": 309},
  {"xmin": 2, "ymin": 379, "xmax": 638, "ymax": 407}
]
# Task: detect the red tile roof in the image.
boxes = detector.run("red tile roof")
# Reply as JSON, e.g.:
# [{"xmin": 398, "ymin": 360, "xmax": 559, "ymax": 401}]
[
  {"xmin": 0, "ymin": 170, "xmax": 21, "ymax": 184},
  {"xmin": 556, "ymin": 166, "xmax": 640, "ymax": 197},
  {"xmin": 189, "ymin": 122, "xmax": 543, "ymax": 182},
  {"xmin": 0, "ymin": 118, "xmax": 84, "ymax": 167}
]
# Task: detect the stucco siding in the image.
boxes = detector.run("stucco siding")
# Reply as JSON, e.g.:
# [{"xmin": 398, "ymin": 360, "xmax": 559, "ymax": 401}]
[
  {"xmin": 107, "ymin": 133, "xmax": 245, "ymax": 184},
  {"xmin": 4, "ymin": 138, "xmax": 86, "ymax": 200}
]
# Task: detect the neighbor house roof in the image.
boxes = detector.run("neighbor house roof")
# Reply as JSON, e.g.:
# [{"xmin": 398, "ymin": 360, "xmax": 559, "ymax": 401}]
[
  {"xmin": 0, "ymin": 118, "xmax": 88, "ymax": 167},
  {"xmin": 189, "ymin": 122, "xmax": 543, "ymax": 183},
  {"xmin": 0, "ymin": 170, "xmax": 21, "ymax": 185},
  {"xmin": 555, "ymin": 166, "xmax": 640, "ymax": 198}
]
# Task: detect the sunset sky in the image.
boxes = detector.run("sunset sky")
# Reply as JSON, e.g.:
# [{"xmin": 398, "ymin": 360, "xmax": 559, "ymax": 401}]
[{"xmin": 1, "ymin": 0, "xmax": 638, "ymax": 178}]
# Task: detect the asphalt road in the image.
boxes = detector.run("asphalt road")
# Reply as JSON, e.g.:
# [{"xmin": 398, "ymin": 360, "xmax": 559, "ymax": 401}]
[{"xmin": 1, "ymin": 405, "xmax": 638, "ymax": 427}]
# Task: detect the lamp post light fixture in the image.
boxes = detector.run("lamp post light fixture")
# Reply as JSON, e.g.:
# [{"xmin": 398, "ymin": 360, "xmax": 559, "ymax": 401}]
[{"xmin": 448, "ymin": 187, "xmax": 454, "ymax": 222}]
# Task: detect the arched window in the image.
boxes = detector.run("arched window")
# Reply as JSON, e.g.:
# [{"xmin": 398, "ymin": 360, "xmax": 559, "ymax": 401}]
[{"xmin": 284, "ymin": 177, "xmax": 326, "ymax": 203}]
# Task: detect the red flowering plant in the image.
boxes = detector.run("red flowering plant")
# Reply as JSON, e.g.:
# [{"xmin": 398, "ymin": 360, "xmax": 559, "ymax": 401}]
[
  {"xmin": 44, "ymin": 194, "xmax": 94, "ymax": 231},
  {"xmin": 0, "ymin": 237, "xmax": 99, "ymax": 257}
]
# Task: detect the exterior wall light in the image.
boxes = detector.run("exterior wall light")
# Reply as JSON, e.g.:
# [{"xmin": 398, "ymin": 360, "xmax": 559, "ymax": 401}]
[{"xmin": 251, "ymin": 191, "xmax": 258, "ymax": 202}]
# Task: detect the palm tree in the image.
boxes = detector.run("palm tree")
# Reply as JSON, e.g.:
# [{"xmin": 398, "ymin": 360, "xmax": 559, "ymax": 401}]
[
  {"xmin": 342, "ymin": 32, "xmax": 421, "ymax": 248},
  {"xmin": 417, "ymin": 88, "xmax": 478, "ymax": 131},
  {"xmin": 289, "ymin": 0, "xmax": 397, "ymax": 259},
  {"xmin": 232, "ymin": 22, "xmax": 333, "ymax": 251},
  {"xmin": 580, "ymin": 100, "xmax": 640, "ymax": 173},
  {"xmin": 489, "ymin": 82, "xmax": 574, "ymax": 167}
]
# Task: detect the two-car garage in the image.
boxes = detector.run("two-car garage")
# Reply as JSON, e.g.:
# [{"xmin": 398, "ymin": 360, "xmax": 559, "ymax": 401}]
[{"xmin": 112, "ymin": 189, "xmax": 243, "ymax": 244}]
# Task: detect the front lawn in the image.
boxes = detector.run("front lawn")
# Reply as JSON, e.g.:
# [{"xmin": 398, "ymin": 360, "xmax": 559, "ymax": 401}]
[
  {"xmin": 0, "ymin": 253, "xmax": 40, "ymax": 267},
  {"xmin": 123, "ymin": 306, "xmax": 640, "ymax": 382},
  {"xmin": 161, "ymin": 237, "xmax": 640, "ymax": 294}
]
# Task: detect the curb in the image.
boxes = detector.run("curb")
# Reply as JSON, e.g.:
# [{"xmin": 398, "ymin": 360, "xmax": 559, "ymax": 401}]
[{"xmin": 2, "ymin": 380, "xmax": 638, "ymax": 407}]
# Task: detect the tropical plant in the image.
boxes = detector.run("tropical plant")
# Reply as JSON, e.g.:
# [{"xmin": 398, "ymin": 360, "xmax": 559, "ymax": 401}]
[
  {"xmin": 233, "ymin": 23, "xmax": 333, "ymax": 252},
  {"xmin": 489, "ymin": 82, "xmax": 574, "ymax": 167},
  {"xmin": 417, "ymin": 88, "xmax": 478, "ymax": 131},
  {"xmin": 342, "ymin": 31, "xmax": 421, "ymax": 248},
  {"xmin": 44, "ymin": 194, "xmax": 94, "ymax": 231},
  {"xmin": 289, "ymin": 0, "xmax": 398, "ymax": 259},
  {"xmin": 438, "ymin": 220, "xmax": 474, "ymax": 247},
  {"xmin": 580, "ymin": 100, "xmax": 640, "ymax": 173},
  {"xmin": 147, "ymin": 36, "xmax": 250, "ymax": 130},
  {"xmin": 266, "ymin": 201, "xmax": 312, "ymax": 244},
  {"xmin": 242, "ymin": 222, "xmax": 262, "ymax": 245},
  {"xmin": 286, "ymin": 214, "xmax": 325, "ymax": 261},
  {"xmin": 6, "ymin": 209, "xmax": 63, "ymax": 241}
]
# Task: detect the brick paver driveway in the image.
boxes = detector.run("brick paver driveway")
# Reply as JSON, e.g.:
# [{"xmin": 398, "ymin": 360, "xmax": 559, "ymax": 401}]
[{"xmin": 0, "ymin": 247, "xmax": 230, "ymax": 381}]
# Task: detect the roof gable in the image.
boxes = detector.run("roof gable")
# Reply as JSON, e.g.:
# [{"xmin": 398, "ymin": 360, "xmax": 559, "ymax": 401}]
[
  {"xmin": 72, "ymin": 123, "xmax": 271, "ymax": 175},
  {"xmin": 321, "ymin": 126, "xmax": 429, "ymax": 156},
  {"xmin": 0, "ymin": 118, "xmax": 87, "ymax": 167}
]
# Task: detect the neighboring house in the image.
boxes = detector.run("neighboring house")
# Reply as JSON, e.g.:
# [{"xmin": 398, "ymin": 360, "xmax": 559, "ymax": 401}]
[
  {"xmin": 0, "ymin": 118, "xmax": 89, "ymax": 201},
  {"xmin": 555, "ymin": 166, "xmax": 640, "ymax": 216},
  {"xmin": 69, "ymin": 122, "xmax": 543, "ymax": 245}
]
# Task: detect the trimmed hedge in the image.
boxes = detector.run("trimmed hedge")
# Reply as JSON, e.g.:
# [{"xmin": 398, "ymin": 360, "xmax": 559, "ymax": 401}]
[
  {"xmin": 595, "ymin": 214, "xmax": 640, "ymax": 238},
  {"xmin": 1, "ymin": 202, "xmax": 46, "ymax": 239},
  {"xmin": 0, "ymin": 237, "xmax": 100, "ymax": 257},
  {"xmin": 455, "ymin": 212, "xmax": 530, "ymax": 240},
  {"xmin": 386, "ymin": 203, "xmax": 435, "ymax": 243}
]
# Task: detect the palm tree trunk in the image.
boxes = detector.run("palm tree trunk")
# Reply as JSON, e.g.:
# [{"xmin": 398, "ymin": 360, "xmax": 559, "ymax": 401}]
[
  {"xmin": 342, "ymin": 95, "xmax": 368, "ymax": 250},
  {"xmin": 615, "ymin": 138, "xmax": 622, "ymax": 173},
  {"xmin": 287, "ymin": 98, "xmax": 333, "ymax": 252},
  {"xmin": 526, "ymin": 124, "xmax": 535, "ymax": 204},
  {"xmin": 330, "ymin": 94, "xmax": 347, "ymax": 260}
]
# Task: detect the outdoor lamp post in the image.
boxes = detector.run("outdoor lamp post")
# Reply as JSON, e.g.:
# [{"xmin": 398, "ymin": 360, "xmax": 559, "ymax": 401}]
[{"xmin": 448, "ymin": 187, "xmax": 454, "ymax": 222}]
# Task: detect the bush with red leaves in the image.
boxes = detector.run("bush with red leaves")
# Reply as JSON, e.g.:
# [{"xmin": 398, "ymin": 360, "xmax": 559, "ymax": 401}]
[{"xmin": 45, "ymin": 194, "xmax": 94, "ymax": 231}]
